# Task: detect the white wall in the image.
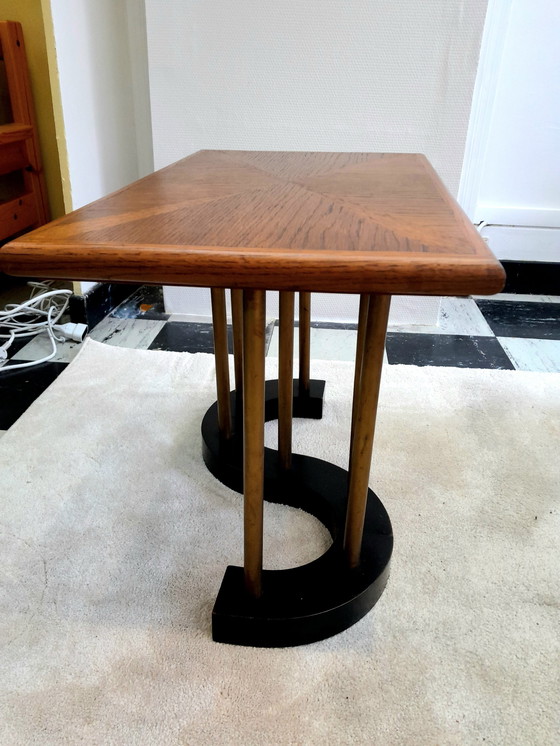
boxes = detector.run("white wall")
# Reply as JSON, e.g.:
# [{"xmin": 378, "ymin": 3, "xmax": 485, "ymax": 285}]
[
  {"xmin": 48, "ymin": 0, "xmax": 153, "ymax": 292},
  {"xmin": 466, "ymin": 0, "xmax": 560, "ymax": 261},
  {"xmin": 123, "ymin": 0, "xmax": 154, "ymax": 180},
  {"xmin": 145, "ymin": 0, "xmax": 489, "ymax": 322},
  {"xmin": 146, "ymin": 0, "xmax": 488, "ymax": 193}
]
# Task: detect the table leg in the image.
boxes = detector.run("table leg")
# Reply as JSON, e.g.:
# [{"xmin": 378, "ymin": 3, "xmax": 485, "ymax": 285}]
[
  {"xmin": 344, "ymin": 294, "xmax": 391, "ymax": 568},
  {"xmin": 279, "ymin": 291, "xmax": 295, "ymax": 471},
  {"xmin": 208, "ymin": 290, "xmax": 392, "ymax": 647},
  {"xmin": 210, "ymin": 288, "xmax": 232, "ymax": 440},
  {"xmin": 231, "ymin": 289, "xmax": 244, "ymax": 396},
  {"xmin": 242, "ymin": 289, "xmax": 266, "ymax": 598},
  {"xmin": 350, "ymin": 294, "xmax": 370, "ymax": 456},
  {"xmin": 299, "ymin": 292, "xmax": 311, "ymax": 397}
]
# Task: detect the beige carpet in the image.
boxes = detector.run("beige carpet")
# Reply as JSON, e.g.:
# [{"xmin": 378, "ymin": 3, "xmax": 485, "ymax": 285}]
[{"xmin": 1, "ymin": 339, "xmax": 558, "ymax": 745}]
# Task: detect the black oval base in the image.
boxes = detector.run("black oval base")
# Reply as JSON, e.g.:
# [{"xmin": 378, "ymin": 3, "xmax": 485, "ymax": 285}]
[{"xmin": 202, "ymin": 379, "xmax": 393, "ymax": 647}]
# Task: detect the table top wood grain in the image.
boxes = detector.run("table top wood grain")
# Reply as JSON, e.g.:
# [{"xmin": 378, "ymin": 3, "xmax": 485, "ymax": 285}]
[{"xmin": 0, "ymin": 150, "xmax": 504, "ymax": 295}]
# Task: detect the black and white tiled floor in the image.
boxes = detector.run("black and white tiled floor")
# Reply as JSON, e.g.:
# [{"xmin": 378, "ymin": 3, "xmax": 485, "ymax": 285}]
[{"xmin": 1, "ymin": 284, "xmax": 559, "ymax": 434}]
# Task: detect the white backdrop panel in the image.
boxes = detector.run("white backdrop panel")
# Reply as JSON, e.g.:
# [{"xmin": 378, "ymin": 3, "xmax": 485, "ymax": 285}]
[{"xmin": 145, "ymin": 0, "xmax": 488, "ymax": 322}]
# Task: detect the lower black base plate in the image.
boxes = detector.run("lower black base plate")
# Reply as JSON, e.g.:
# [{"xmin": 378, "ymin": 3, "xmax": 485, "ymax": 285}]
[{"xmin": 202, "ymin": 379, "xmax": 393, "ymax": 647}]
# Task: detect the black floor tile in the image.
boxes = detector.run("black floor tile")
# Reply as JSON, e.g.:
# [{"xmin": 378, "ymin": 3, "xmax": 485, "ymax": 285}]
[
  {"xmin": 0, "ymin": 361, "xmax": 68, "ymax": 429},
  {"xmin": 148, "ymin": 320, "xmax": 276, "ymax": 354},
  {"xmin": 385, "ymin": 333, "xmax": 514, "ymax": 369},
  {"xmin": 112, "ymin": 285, "xmax": 169, "ymax": 321},
  {"xmin": 475, "ymin": 300, "xmax": 560, "ymax": 339},
  {"xmin": 149, "ymin": 322, "xmax": 218, "ymax": 353}
]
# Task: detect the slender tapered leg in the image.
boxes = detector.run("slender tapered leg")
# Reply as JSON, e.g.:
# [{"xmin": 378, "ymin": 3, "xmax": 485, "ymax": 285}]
[
  {"xmin": 344, "ymin": 294, "xmax": 391, "ymax": 568},
  {"xmin": 278, "ymin": 291, "xmax": 295, "ymax": 470},
  {"xmin": 299, "ymin": 292, "xmax": 311, "ymax": 397},
  {"xmin": 211, "ymin": 288, "xmax": 232, "ymax": 440},
  {"xmin": 231, "ymin": 289, "xmax": 244, "ymax": 396},
  {"xmin": 349, "ymin": 294, "xmax": 370, "ymax": 457},
  {"xmin": 242, "ymin": 289, "xmax": 266, "ymax": 597}
]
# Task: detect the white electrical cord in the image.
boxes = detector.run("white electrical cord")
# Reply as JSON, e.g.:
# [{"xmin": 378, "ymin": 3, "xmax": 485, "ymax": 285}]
[
  {"xmin": 0, "ymin": 281, "xmax": 87, "ymax": 372},
  {"xmin": 476, "ymin": 221, "xmax": 491, "ymax": 245}
]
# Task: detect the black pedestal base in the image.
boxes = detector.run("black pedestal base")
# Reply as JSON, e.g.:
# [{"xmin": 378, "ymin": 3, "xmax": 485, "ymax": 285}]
[{"xmin": 201, "ymin": 379, "xmax": 393, "ymax": 647}]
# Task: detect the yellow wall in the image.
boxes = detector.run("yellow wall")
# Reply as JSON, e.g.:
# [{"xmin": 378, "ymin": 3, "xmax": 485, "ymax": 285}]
[{"xmin": 0, "ymin": 0, "xmax": 66, "ymax": 218}]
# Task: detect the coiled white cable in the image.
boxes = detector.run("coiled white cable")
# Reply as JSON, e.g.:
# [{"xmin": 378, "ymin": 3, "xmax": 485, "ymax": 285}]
[{"xmin": 0, "ymin": 281, "xmax": 86, "ymax": 372}]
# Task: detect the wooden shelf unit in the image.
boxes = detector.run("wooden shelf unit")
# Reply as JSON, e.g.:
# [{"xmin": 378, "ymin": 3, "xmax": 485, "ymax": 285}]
[{"xmin": 0, "ymin": 20, "xmax": 49, "ymax": 244}]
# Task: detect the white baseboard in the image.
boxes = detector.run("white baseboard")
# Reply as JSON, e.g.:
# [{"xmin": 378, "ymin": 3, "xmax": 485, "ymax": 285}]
[
  {"xmin": 481, "ymin": 225, "xmax": 560, "ymax": 262},
  {"xmin": 475, "ymin": 206, "xmax": 560, "ymax": 229},
  {"xmin": 163, "ymin": 288, "xmax": 441, "ymax": 327}
]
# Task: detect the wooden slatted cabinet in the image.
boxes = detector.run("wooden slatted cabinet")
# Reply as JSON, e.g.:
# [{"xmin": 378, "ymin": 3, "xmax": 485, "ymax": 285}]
[{"xmin": 0, "ymin": 20, "xmax": 49, "ymax": 244}]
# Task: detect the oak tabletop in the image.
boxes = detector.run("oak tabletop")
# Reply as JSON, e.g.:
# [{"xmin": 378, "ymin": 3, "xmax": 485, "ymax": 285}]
[{"xmin": 0, "ymin": 150, "xmax": 504, "ymax": 295}]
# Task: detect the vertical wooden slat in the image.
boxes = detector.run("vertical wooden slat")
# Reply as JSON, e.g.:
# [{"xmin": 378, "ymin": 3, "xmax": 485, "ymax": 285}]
[
  {"xmin": 242, "ymin": 289, "xmax": 266, "ymax": 597},
  {"xmin": 298, "ymin": 291, "xmax": 311, "ymax": 396},
  {"xmin": 278, "ymin": 291, "xmax": 295, "ymax": 470},
  {"xmin": 344, "ymin": 294, "xmax": 391, "ymax": 568},
  {"xmin": 210, "ymin": 288, "xmax": 232, "ymax": 439}
]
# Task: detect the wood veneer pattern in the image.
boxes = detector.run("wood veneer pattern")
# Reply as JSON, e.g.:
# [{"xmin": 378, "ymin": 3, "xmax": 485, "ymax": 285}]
[{"xmin": 1, "ymin": 150, "xmax": 505, "ymax": 295}]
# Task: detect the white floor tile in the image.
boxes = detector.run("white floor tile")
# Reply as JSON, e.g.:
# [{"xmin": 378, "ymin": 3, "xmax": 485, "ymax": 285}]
[
  {"xmin": 0, "ymin": 430, "xmax": 6, "ymax": 439},
  {"xmin": 383, "ymin": 298, "xmax": 493, "ymax": 336},
  {"xmin": 12, "ymin": 318, "xmax": 167, "ymax": 360},
  {"xmin": 472, "ymin": 293, "xmax": 560, "ymax": 303},
  {"xmin": 498, "ymin": 337, "xmax": 560, "ymax": 373},
  {"xmin": 12, "ymin": 332, "xmax": 84, "ymax": 363},
  {"xmin": 90, "ymin": 318, "xmax": 166, "ymax": 349},
  {"xmin": 437, "ymin": 297, "xmax": 494, "ymax": 336},
  {"xmin": 268, "ymin": 325, "xmax": 390, "ymax": 365},
  {"xmin": 309, "ymin": 328, "xmax": 359, "ymax": 362},
  {"xmin": 268, "ymin": 327, "xmax": 359, "ymax": 362}
]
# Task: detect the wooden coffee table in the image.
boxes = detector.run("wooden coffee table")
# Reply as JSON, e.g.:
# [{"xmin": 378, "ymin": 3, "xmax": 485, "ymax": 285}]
[{"xmin": 0, "ymin": 151, "xmax": 504, "ymax": 647}]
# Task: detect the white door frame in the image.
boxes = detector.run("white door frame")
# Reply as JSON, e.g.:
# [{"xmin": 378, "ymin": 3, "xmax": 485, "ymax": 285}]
[{"xmin": 458, "ymin": 0, "xmax": 514, "ymax": 221}]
